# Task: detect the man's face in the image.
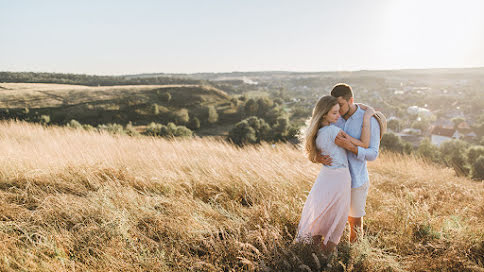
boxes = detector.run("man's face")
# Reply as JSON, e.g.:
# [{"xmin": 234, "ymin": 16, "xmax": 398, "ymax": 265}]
[{"xmin": 336, "ymin": 96, "xmax": 350, "ymax": 117}]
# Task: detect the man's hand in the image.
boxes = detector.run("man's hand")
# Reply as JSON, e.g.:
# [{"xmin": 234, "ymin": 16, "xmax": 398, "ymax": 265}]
[
  {"xmin": 316, "ymin": 148, "xmax": 332, "ymax": 166},
  {"xmin": 335, "ymin": 131, "xmax": 358, "ymax": 154}
]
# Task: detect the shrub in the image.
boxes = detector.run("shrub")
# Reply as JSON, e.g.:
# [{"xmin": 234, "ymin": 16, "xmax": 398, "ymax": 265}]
[
  {"xmin": 206, "ymin": 105, "xmax": 218, "ymax": 124},
  {"xmin": 174, "ymin": 126, "xmax": 193, "ymax": 137},
  {"xmin": 67, "ymin": 119, "xmax": 83, "ymax": 129},
  {"xmin": 143, "ymin": 122, "xmax": 192, "ymax": 138},
  {"xmin": 97, "ymin": 123, "xmax": 125, "ymax": 135},
  {"xmin": 440, "ymin": 140, "xmax": 470, "ymax": 176},
  {"xmin": 40, "ymin": 115, "xmax": 50, "ymax": 124},
  {"xmin": 467, "ymin": 145, "xmax": 484, "ymax": 163},
  {"xmin": 151, "ymin": 103, "xmax": 160, "ymax": 115},
  {"xmin": 160, "ymin": 92, "xmax": 171, "ymax": 102},
  {"xmin": 187, "ymin": 117, "xmax": 200, "ymax": 130},
  {"xmin": 471, "ymin": 156, "xmax": 484, "ymax": 180},
  {"xmin": 381, "ymin": 132, "xmax": 413, "ymax": 154},
  {"xmin": 417, "ymin": 138, "xmax": 442, "ymax": 163},
  {"xmin": 174, "ymin": 108, "xmax": 189, "ymax": 125},
  {"xmin": 228, "ymin": 120, "xmax": 256, "ymax": 146}
]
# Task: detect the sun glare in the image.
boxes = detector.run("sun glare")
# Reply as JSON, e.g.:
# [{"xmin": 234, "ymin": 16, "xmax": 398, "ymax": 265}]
[{"xmin": 378, "ymin": 0, "xmax": 483, "ymax": 68}]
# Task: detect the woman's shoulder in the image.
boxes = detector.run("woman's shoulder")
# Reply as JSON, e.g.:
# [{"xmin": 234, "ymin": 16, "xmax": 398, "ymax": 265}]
[{"xmin": 317, "ymin": 125, "xmax": 340, "ymax": 136}]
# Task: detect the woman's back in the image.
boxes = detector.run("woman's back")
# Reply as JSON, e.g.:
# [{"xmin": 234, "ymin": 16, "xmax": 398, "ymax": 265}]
[{"xmin": 316, "ymin": 125, "xmax": 348, "ymax": 169}]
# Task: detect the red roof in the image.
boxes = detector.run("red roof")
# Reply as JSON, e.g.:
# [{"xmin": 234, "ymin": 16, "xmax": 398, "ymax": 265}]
[{"xmin": 431, "ymin": 126, "xmax": 455, "ymax": 137}]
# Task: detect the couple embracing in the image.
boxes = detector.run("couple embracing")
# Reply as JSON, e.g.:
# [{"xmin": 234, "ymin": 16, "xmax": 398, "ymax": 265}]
[{"xmin": 296, "ymin": 83, "xmax": 386, "ymax": 252}]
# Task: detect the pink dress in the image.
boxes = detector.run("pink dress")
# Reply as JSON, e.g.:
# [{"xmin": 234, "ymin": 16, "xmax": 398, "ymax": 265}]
[{"xmin": 297, "ymin": 125, "xmax": 351, "ymax": 245}]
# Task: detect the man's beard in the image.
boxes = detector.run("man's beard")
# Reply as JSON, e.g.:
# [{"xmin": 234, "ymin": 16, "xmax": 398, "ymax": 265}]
[{"xmin": 341, "ymin": 108, "xmax": 350, "ymax": 118}]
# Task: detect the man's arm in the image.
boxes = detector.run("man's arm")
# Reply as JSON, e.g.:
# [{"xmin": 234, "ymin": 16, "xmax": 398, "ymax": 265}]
[
  {"xmin": 335, "ymin": 134, "xmax": 359, "ymax": 155},
  {"xmin": 355, "ymin": 117, "xmax": 381, "ymax": 161}
]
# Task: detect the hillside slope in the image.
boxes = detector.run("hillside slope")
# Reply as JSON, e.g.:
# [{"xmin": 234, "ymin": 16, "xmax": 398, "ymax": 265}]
[
  {"xmin": 0, "ymin": 83, "xmax": 237, "ymax": 130},
  {"xmin": 0, "ymin": 121, "xmax": 482, "ymax": 271}
]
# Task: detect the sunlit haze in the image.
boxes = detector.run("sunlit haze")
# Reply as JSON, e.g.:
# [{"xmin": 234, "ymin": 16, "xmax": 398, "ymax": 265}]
[{"xmin": 1, "ymin": 0, "xmax": 483, "ymax": 74}]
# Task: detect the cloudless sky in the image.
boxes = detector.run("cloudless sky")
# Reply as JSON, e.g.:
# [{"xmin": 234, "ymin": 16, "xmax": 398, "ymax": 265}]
[{"xmin": 1, "ymin": 0, "xmax": 483, "ymax": 74}]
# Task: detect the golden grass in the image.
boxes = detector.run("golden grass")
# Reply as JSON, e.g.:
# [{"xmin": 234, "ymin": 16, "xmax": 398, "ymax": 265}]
[{"xmin": 0, "ymin": 120, "xmax": 483, "ymax": 271}]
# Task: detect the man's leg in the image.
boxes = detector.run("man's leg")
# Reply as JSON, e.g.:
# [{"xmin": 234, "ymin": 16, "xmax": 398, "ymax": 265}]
[
  {"xmin": 348, "ymin": 181, "xmax": 369, "ymax": 242},
  {"xmin": 348, "ymin": 216, "xmax": 363, "ymax": 243}
]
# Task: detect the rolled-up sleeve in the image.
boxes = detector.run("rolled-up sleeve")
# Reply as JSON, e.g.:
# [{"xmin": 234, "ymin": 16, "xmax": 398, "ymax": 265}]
[{"xmin": 356, "ymin": 117, "xmax": 381, "ymax": 161}]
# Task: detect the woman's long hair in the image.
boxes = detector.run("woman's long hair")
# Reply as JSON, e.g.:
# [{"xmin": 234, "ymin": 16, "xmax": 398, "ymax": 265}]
[{"xmin": 304, "ymin": 95, "xmax": 338, "ymax": 163}]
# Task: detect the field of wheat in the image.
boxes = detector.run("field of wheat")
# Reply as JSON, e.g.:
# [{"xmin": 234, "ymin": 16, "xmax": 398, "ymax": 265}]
[{"xmin": 0, "ymin": 120, "xmax": 482, "ymax": 271}]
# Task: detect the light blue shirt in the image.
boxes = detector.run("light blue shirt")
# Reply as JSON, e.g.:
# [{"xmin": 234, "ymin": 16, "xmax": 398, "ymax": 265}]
[
  {"xmin": 334, "ymin": 105, "xmax": 381, "ymax": 188},
  {"xmin": 316, "ymin": 125, "xmax": 348, "ymax": 169}
]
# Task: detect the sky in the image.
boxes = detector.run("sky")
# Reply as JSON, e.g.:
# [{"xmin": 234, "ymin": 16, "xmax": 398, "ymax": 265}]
[{"xmin": 1, "ymin": 0, "xmax": 483, "ymax": 75}]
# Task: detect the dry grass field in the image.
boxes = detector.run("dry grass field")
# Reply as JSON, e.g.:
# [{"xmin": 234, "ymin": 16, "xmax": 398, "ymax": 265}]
[{"xmin": 0, "ymin": 120, "xmax": 483, "ymax": 271}]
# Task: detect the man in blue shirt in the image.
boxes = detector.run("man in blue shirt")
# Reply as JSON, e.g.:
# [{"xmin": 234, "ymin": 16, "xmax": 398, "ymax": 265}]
[{"xmin": 317, "ymin": 83, "xmax": 381, "ymax": 243}]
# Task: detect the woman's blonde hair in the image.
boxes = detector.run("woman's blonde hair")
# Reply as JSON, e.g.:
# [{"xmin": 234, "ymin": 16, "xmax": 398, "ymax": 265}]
[{"xmin": 304, "ymin": 95, "xmax": 338, "ymax": 163}]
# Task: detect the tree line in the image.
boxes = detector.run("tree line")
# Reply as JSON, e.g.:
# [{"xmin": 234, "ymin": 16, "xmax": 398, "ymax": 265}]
[
  {"xmin": 0, "ymin": 72, "xmax": 202, "ymax": 86},
  {"xmin": 381, "ymin": 132, "xmax": 484, "ymax": 180}
]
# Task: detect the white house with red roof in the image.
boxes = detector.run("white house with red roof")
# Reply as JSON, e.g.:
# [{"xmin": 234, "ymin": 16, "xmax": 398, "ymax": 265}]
[{"xmin": 430, "ymin": 125, "xmax": 477, "ymax": 146}]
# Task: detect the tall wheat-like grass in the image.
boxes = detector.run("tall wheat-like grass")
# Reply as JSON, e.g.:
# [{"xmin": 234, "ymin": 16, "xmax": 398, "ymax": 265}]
[{"xmin": 0, "ymin": 120, "xmax": 482, "ymax": 271}]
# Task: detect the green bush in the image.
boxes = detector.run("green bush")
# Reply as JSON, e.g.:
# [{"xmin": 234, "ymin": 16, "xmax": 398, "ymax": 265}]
[
  {"xmin": 381, "ymin": 132, "xmax": 413, "ymax": 154},
  {"xmin": 174, "ymin": 108, "xmax": 189, "ymax": 125},
  {"xmin": 151, "ymin": 104, "xmax": 160, "ymax": 115},
  {"xmin": 417, "ymin": 138, "xmax": 442, "ymax": 163},
  {"xmin": 206, "ymin": 105, "xmax": 218, "ymax": 124},
  {"xmin": 187, "ymin": 117, "xmax": 200, "ymax": 130},
  {"xmin": 439, "ymin": 140, "xmax": 470, "ymax": 176},
  {"xmin": 228, "ymin": 120, "xmax": 257, "ymax": 146},
  {"xmin": 467, "ymin": 146, "xmax": 484, "ymax": 163},
  {"xmin": 143, "ymin": 122, "xmax": 192, "ymax": 138},
  {"xmin": 471, "ymin": 156, "xmax": 484, "ymax": 180},
  {"xmin": 97, "ymin": 123, "xmax": 125, "ymax": 135},
  {"xmin": 67, "ymin": 119, "xmax": 83, "ymax": 129},
  {"xmin": 40, "ymin": 115, "xmax": 50, "ymax": 124},
  {"xmin": 228, "ymin": 116, "xmax": 299, "ymax": 145}
]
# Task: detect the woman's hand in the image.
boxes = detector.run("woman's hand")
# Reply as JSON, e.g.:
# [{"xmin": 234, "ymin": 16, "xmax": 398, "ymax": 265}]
[{"xmin": 337, "ymin": 130, "xmax": 348, "ymax": 139}]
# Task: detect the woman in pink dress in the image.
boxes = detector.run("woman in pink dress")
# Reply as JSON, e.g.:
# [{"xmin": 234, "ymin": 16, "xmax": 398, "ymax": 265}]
[{"xmin": 297, "ymin": 95, "xmax": 374, "ymax": 252}]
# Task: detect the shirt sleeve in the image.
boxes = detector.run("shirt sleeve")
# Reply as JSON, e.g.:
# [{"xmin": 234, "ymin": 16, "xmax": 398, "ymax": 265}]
[
  {"xmin": 331, "ymin": 126, "xmax": 341, "ymax": 143},
  {"xmin": 356, "ymin": 117, "xmax": 381, "ymax": 161}
]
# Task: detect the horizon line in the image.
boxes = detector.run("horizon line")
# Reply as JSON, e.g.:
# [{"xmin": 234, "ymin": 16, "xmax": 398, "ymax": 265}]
[{"xmin": 2, "ymin": 66, "xmax": 484, "ymax": 77}]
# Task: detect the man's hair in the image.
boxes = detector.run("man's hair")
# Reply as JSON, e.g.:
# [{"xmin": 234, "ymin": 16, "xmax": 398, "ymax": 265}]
[{"xmin": 330, "ymin": 83, "xmax": 353, "ymax": 101}]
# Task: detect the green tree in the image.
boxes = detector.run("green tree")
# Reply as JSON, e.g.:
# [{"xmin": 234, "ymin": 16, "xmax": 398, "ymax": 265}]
[
  {"xmin": 273, "ymin": 98, "xmax": 284, "ymax": 105},
  {"xmin": 380, "ymin": 132, "xmax": 413, "ymax": 154},
  {"xmin": 417, "ymin": 138, "xmax": 441, "ymax": 163},
  {"xmin": 411, "ymin": 119, "xmax": 430, "ymax": 133},
  {"xmin": 451, "ymin": 117, "xmax": 465, "ymax": 128},
  {"xmin": 174, "ymin": 126, "xmax": 193, "ymax": 137},
  {"xmin": 471, "ymin": 156, "xmax": 484, "ymax": 180},
  {"xmin": 439, "ymin": 140, "xmax": 470, "ymax": 176},
  {"xmin": 187, "ymin": 117, "xmax": 200, "ymax": 130},
  {"xmin": 256, "ymin": 97, "xmax": 273, "ymax": 117},
  {"xmin": 174, "ymin": 108, "xmax": 189, "ymax": 125},
  {"xmin": 467, "ymin": 145, "xmax": 484, "ymax": 164},
  {"xmin": 151, "ymin": 103, "xmax": 160, "ymax": 115},
  {"xmin": 244, "ymin": 98, "xmax": 258, "ymax": 117},
  {"xmin": 206, "ymin": 105, "xmax": 218, "ymax": 124},
  {"xmin": 264, "ymin": 106, "xmax": 284, "ymax": 125},
  {"xmin": 40, "ymin": 115, "xmax": 50, "ymax": 124},
  {"xmin": 387, "ymin": 118, "xmax": 401, "ymax": 132},
  {"xmin": 228, "ymin": 120, "xmax": 257, "ymax": 146},
  {"xmin": 67, "ymin": 119, "xmax": 83, "ymax": 129},
  {"xmin": 271, "ymin": 116, "xmax": 290, "ymax": 141}
]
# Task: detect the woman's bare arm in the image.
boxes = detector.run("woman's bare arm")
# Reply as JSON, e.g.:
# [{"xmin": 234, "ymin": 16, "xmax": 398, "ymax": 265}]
[{"xmin": 338, "ymin": 106, "xmax": 375, "ymax": 148}]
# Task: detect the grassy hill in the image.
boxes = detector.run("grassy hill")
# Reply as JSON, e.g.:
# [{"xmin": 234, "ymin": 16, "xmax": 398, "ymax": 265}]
[
  {"xmin": 0, "ymin": 83, "xmax": 238, "ymax": 133},
  {"xmin": 0, "ymin": 121, "xmax": 482, "ymax": 271}
]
